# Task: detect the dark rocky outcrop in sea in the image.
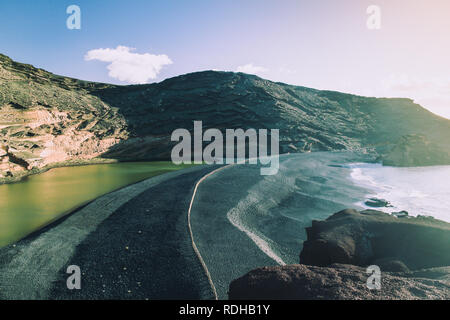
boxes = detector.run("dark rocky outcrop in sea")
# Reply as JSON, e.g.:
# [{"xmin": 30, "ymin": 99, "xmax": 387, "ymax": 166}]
[
  {"xmin": 1, "ymin": 53, "xmax": 450, "ymax": 182},
  {"xmin": 364, "ymin": 198, "xmax": 392, "ymax": 208},
  {"xmin": 229, "ymin": 209, "xmax": 450, "ymax": 300}
]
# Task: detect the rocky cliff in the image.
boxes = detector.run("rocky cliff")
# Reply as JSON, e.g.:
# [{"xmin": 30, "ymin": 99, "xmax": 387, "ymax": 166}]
[
  {"xmin": 0, "ymin": 54, "xmax": 128, "ymax": 181},
  {"xmin": 1, "ymin": 53, "xmax": 450, "ymax": 181}
]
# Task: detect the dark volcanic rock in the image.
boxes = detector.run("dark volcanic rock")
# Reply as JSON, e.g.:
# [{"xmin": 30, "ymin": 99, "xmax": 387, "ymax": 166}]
[
  {"xmin": 300, "ymin": 209, "xmax": 450, "ymax": 270},
  {"xmin": 229, "ymin": 209, "xmax": 450, "ymax": 300},
  {"xmin": 364, "ymin": 198, "xmax": 392, "ymax": 208},
  {"xmin": 229, "ymin": 264, "xmax": 450, "ymax": 300},
  {"xmin": 392, "ymin": 210, "xmax": 409, "ymax": 218},
  {"xmin": 371, "ymin": 257, "xmax": 410, "ymax": 272}
]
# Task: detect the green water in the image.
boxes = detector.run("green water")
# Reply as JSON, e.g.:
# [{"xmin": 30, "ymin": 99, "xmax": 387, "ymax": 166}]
[{"xmin": 0, "ymin": 162, "xmax": 191, "ymax": 247}]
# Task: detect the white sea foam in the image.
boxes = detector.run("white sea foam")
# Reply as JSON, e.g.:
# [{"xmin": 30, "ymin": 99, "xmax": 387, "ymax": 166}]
[{"xmin": 349, "ymin": 163, "xmax": 450, "ymax": 222}]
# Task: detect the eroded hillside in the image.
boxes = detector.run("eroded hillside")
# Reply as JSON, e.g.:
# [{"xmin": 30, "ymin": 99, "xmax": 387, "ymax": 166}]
[
  {"xmin": 1, "ymin": 53, "xmax": 450, "ymax": 181},
  {"xmin": 0, "ymin": 54, "xmax": 128, "ymax": 180}
]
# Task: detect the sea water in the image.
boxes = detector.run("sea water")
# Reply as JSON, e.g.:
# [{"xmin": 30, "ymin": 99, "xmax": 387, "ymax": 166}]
[{"xmin": 349, "ymin": 163, "xmax": 450, "ymax": 223}]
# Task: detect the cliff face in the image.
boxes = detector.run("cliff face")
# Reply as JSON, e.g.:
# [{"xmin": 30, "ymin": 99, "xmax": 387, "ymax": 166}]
[
  {"xmin": 1, "ymin": 53, "xmax": 450, "ymax": 180},
  {"xmin": 381, "ymin": 134, "xmax": 450, "ymax": 167},
  {"xmin": 0, "ymin": 54, "xmax": 128, "ymax": 180}
]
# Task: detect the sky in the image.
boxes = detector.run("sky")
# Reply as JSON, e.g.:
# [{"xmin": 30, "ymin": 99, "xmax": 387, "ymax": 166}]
[{"xmin": 0, "ymin": 0, "xmax": 449, "ymax": 118}]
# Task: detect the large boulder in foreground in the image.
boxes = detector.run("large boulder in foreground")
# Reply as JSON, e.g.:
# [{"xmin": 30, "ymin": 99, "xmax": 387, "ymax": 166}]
[
  {"xmin": 229, "ymin": 209, "xmax": 450, "ymax": 299},
  {"xmin": 229, "ymin": 264, "xmax": 450, "ymax": 300},
  {"xmin": 300, "ymin": 209, "xmax": 450, "ymax": 270}
]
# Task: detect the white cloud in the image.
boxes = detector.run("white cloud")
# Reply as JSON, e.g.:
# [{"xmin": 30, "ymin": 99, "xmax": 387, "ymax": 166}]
[
  {"xmin": 84, "ymin": 46, "xmax": 172, "ymax": 84},
  {"xmin": 236, "ymin": 63, "xmax": 268, "ymax": 75}
]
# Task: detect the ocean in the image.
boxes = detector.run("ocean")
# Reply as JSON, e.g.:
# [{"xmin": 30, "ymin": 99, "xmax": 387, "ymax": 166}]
[{"xmin": 349, "ymin": 163, "xmax": 450, "ymax": 223}]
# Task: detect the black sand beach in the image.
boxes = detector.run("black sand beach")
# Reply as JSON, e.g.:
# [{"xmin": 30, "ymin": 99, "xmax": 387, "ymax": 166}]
[
  {"xmin": 191, "ymin": 152, "xmax": 372, "ymax": 298},
  {"xmin": 1, "ymin": 151, "xmax": 448, "ymax": 300}
]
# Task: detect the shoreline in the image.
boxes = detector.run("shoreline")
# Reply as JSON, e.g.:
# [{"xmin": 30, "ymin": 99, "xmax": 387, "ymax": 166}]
[
  {"xmin": 0, "ymin": 158, "xmax": 120, "ymax": 185},
  {"xmin": 0, "ymin": 160, "xmax": 196, "ymax": 248},
  {"xmin": 0, "ymin": 165, "xmax": 220, "ymax": 299},
  {"xmin": 7, "ymin": 147, "xmax": 450, "ymax": 187},
  {"xmin": 0, "ymin": 151, "xmax": 449, "ymax": 299},
  {"xmin": 0, "ymin": 149, "xmax": 399, "ymax": 186},
  {"xmin": 348, "ymin": 162, "xmax": 450, "ymax": 223},
  {"xmin": 189, "ymin": 152, "xmax": 373, "ymax": 298},
  {"xmin": 0, "ymin": 156, "xmax": 190, "ymax": 185}
]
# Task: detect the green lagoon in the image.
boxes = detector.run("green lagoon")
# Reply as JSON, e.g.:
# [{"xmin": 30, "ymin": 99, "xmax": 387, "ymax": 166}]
[{"xmin": 0, "ymin": 162, "xmax": 190, "ymax": 247}]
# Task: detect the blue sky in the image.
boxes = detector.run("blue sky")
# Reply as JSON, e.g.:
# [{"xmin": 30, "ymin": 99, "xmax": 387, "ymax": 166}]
[{"xmin": 1, "ymin": 0, "xmax": 450, "ymax": 118}]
